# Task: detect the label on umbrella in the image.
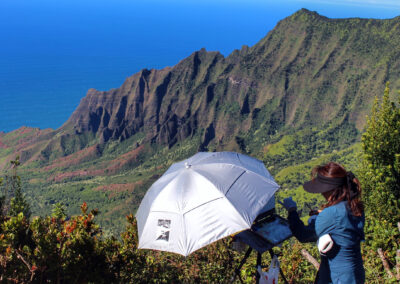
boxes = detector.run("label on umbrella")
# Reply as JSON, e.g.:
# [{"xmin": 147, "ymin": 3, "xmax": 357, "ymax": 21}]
[{"xmin": 156, "ymin": 219, "xmax": 171, "ymax": 242}]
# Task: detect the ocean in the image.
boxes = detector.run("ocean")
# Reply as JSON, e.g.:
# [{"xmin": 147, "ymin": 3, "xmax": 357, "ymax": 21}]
[
  {"xmin": 0, "ymin": 54, "xmax": 174, "ymax": 132},
  {"xmin": 1, "ymin": 0, "xmax": 398, "ymax": 132}
]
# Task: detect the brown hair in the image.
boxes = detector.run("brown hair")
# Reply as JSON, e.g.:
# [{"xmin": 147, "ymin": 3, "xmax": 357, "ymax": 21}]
[{"xmin": 312, "ymin": 162, "xmax": 364, "ymax": 216}]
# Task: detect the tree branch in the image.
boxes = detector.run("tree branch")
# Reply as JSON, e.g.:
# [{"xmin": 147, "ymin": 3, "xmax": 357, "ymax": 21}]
[
  {"xmin": 15, "ymin": 250, "xmax": 35, "ymax": 282},
  {"xmin": 396, "ymin": 249, "xmax": 400, "ymax": 281},
  {"xmin": 397, "ymin": 223, "xmax": 400, "ymax": 280},
  {"xmin": 301, "ymin": 249, "xmax": 319, "ymax": 270},
  {"xmin": 377, "ymin": 248, "xmax": 394, "ymax": 279},
  {"xmin": 15, "ymin": 250, "xmax": 31, "ymax": 270}
]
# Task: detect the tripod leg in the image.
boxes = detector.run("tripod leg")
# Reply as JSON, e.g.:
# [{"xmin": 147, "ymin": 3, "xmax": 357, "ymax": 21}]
[
  {"xmin": 268, "ymin": 249, "xmax": 289, "ymax": 284},
  {"xmin": 231, "ymin": 247, "xmax": 252, "ymax": 284},
  {"xmin": 256, "ymin": 252, "xmax": 262, "ymax": 284}
]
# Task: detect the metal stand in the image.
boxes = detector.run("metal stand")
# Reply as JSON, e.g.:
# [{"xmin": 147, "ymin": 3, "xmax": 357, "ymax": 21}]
[
  {"xmin": 231, "ymin": 247, "xmax": 288, "ymax": 284},
  {"xmin": 230, "ymin": 213, "xmax": 292, "ymax": 283}
]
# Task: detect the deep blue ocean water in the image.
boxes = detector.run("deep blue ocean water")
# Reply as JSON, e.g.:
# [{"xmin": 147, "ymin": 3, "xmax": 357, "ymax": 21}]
[{"xmin": 1, "ymin": 0, "xmax": 398, "ymax": 132}]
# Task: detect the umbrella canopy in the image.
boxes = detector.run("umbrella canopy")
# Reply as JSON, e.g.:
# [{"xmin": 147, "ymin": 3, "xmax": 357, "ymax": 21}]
[{"xmin": 135, "ymin": 152, "xmax": 280, "ymax": 256}]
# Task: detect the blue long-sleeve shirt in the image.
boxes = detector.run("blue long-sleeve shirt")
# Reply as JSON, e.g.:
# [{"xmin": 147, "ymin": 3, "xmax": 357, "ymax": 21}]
[{"xmin": 288, "ymin": 201, "xmax": 365, "ymax": 284}]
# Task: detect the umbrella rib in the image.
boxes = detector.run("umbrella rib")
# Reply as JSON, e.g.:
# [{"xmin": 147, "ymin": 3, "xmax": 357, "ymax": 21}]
[
  {"xmin": 148, "ymin": 210, "xmax": 182, "ymax": 213},
  {"xmin": 196, "ymin": 162, "xmax": 279, "ymax": 187},
  {"xmin": 181, "ymin": 196, "xmax": 225, "ymax": 215},
  {"xmin": 145, "ymin": 172, "xmax": 181, "ymax": 215},
  {"xmin": 225, "ymin": 171, "xmax": 245, "ymax": 196},
  {"xmin": 148, "ymin": 195, "xmax": 224, "ymax": 215},
  {"xmin": 231, "ymin": 165, "xmax": 279, "ymax": 187}
]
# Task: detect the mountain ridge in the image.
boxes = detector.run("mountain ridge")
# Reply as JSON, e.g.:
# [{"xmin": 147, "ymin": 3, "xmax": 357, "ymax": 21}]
[
  {"xmin": 2, "ymin": 8, "xmax": 399, "ymax": 169},
  {"xmin": 3, "ymin": 7, "xmax": 400, "ymax": 169},
  {"xmin": 64, "ymin": 9, "xmax": 400, "ymax": 148},
  {"xmin": 1, "ymin": 8, "xmax": 400, "ymax": 232}
]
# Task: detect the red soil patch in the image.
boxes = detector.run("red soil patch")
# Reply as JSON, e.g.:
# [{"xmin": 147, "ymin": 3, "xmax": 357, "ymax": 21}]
[
  {"xmin": 103, "ymin": 145, "xmax": 145, "ymax": 174},
  {"xmin": 0, "ymin": 127, "xmax": 50, "ymax": 151},
  {"xmin": 29, "ymin": 178, "xmax": 44, "ymax": 184},
  {"xmin": 49, "ymin": 169, "xmax": 105, "ymax": 182},
  {"xmin": 0, "ymin": 138, "xmax": 7, "ymax": 149},
  {"xmin": 48, "ymin": 145, "xmax": 145, "ymax": 182},
  {"xmin": 44, "ymin": 144, "xmax": 100, "ymax": 171},
  {"xmin": 14, "ymin": 129, "xmax": 52, "ymax": 151},
  {"xmin": 93, "ymin": 181, "xmax": 143, "ymax": 198},
  {"xmin": 262, "ymin": 144, "xmax": 271, "ymax": 155},
  {"xmin": 106, "ymin": 196, "xmax": 136, "ymax": 216},
  {"xmin": 17, "ymin": 126, "xmax": 35, "ymax": 135},
  {"xmin": 93, "ymin": 181, "xmax": 143, "ymax": 192},
  {"xmin": 4, "ymin": 127, "xmax": 52, "ymax": 152},
  {"xmin": 0, "ymin": 160, "xmax": 7, "ymax": 169},
  {"xmin": 105, "ymin": 203, "xmax": 127, "ymax": 216}
]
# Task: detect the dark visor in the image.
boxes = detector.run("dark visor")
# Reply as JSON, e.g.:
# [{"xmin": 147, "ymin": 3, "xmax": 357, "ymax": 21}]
[{"xmin": 303, "ymin": 173, "xmax": 346, "ymax": 193}]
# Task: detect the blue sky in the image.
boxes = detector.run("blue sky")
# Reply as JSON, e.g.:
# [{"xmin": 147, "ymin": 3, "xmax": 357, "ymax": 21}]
[
  {"xmin": 1, "ymin": 0, "xmax": 399, "ymax": 57},
  {"xmin": 0, "ymin": 0, "xmax": 399, "ymax": 131},
  {"xmin": 297, "ymin": 0, "xmax": 400, "ymax": 9}
]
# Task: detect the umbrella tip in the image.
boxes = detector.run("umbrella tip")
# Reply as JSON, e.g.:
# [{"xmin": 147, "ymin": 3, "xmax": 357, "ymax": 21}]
[{"xmin": 185, "ymin": 162, "xmax": 192, "ymax": 169}]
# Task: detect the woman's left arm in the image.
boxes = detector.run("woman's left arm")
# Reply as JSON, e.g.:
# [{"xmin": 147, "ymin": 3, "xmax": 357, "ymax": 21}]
[{"xmin": 288, "ymin": 210, "xmax": 318, "ymax": 243}]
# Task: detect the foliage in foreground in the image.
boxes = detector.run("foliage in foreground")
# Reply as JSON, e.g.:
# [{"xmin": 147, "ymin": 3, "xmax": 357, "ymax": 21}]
[
  {"xmin": 358, "ymin": 83, "xmax": 400, "ymax": 282},
  {"xmin": 0, "ymin": 203, "xmax": 241, "ymax": 283}
]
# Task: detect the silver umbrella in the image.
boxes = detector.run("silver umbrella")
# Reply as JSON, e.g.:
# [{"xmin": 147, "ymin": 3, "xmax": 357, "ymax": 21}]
[{"xmin": 136, "ymin": 152, "xmax": 279, "ymax": 256}]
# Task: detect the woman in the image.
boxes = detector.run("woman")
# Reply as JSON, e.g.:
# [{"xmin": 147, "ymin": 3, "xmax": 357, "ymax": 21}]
[{"xmin": 281, "ymin": 162, "xmax": 365, "ymax": 284}]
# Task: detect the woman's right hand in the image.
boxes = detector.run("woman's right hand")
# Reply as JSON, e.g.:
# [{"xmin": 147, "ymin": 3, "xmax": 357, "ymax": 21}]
[{"xmin": 279, "ymin": 197, "xmax": 297, "ymax": 212}]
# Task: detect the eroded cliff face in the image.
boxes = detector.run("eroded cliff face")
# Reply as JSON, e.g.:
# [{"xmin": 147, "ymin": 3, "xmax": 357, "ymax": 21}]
[
  {"xmin": 61, "ymin": 9, "xmax": 400, "ymax": 152},
  {"xmin": 64, "ymin": 49, "xmax": 227, "ymax": 147}
]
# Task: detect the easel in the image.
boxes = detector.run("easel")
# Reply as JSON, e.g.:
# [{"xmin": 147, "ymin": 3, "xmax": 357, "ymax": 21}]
[
  {"xmin": 231, "ymin": 247, "xmax": 288, "ymax": 284},
  {"xmin": 230, "ymin": 212, "xmax": 291, "ymax": 284}
]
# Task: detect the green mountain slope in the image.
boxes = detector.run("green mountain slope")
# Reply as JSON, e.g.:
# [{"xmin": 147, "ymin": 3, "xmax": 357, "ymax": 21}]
[{"xmin": 1, "ymin": 9, "xmax": 399, "ymax": 233}]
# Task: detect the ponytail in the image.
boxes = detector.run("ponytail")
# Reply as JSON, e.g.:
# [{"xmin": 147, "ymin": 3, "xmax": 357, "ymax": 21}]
[{"xmin": 316, "ymin": 162, "xmax": 364, "ymax": 216}]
